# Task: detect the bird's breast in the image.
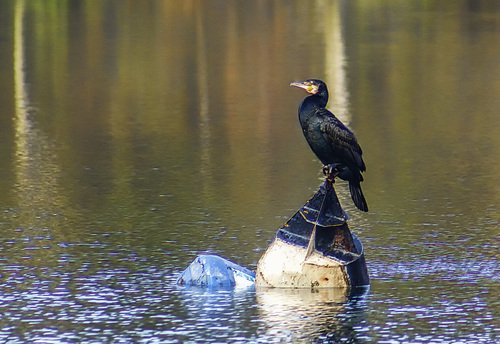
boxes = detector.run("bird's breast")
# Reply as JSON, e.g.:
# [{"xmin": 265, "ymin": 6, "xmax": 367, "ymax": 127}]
[{"xmin": 301, "ymin": 120, "xmax": 335, "ymax": 165}]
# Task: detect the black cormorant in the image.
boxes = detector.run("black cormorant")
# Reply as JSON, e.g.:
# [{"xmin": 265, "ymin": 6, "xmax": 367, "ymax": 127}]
[{"xmin": 290, "ymin": 79, "xmax": 368, "ymax": 212}]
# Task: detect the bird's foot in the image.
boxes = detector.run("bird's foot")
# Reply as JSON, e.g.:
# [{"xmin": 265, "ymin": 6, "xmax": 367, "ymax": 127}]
[{"xmin": 322, "ymin": 164, "xmax": 339, "ymax": 183}]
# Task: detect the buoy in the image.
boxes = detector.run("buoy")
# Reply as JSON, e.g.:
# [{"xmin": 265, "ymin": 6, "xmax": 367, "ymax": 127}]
[
  {"xmin": 255, "ymin": 180, "xmax": 369, "ymax": 289},
  {"xmin": 177, "ymin": 180, "xmax": 369, "ymax": 290}
]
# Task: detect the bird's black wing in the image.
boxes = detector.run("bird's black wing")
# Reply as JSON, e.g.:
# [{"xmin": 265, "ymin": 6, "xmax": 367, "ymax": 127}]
[{"xmin": 318, "ymin": 108, "xmax": 366, "ymax": 172}]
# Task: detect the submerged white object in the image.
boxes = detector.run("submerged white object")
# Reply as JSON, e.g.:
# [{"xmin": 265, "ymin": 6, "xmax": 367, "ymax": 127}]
[{"xmin": 177, "ymin": 254, "xmax": 255, "ymax": 288}]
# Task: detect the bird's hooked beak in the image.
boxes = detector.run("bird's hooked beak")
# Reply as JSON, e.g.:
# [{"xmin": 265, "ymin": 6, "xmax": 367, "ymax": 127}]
[{"xmin": 290, "ymin": 81, "xmax": 319, "ymax": 95}]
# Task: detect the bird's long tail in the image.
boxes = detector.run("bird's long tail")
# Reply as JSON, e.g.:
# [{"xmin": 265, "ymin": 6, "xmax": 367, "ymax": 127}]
[{"xmin": 349, "ymin": 181, "xmax": 368, "ymax": 212}]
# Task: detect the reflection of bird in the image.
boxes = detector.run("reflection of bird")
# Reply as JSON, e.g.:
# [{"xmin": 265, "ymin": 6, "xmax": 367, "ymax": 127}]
[{"xmin": 290, "ymin": 79, "xmax": 368, "ymax": 212}]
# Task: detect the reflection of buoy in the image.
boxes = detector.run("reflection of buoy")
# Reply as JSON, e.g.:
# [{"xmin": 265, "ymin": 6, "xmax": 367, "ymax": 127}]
[
  {"xmin": 256, "ymin": 181, "xmax": 369, "ymax": 289},
  {"xmin": 256, "ymin": 287, "xmax": 369, "ymax": 341}
]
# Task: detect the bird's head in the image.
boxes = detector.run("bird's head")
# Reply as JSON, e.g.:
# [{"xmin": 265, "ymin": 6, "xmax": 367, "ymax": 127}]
[
  {"xmin": 289, "ymin": 79, "xmax": 327, "ymax": 95},
  {"xmin": 290, "ymin": 79, "xmax": 329, "ymax": 107}
]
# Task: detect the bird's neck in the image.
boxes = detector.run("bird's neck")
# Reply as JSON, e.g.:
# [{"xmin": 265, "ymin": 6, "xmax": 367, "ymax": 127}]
[{"xmin": 298, "ymin": 94, "xmax": 328, "ymax": 122}]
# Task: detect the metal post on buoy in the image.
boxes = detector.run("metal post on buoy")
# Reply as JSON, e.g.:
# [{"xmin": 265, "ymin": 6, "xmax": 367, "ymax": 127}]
[{"xmin": 255, "ymin": 178, "xmax": 369, "ymax": 289}]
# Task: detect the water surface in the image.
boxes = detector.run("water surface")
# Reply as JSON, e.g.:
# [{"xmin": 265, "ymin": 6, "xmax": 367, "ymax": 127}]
[{"xmin": 0, "ymin": 0, "xmax": 498, "ymax": 342}]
